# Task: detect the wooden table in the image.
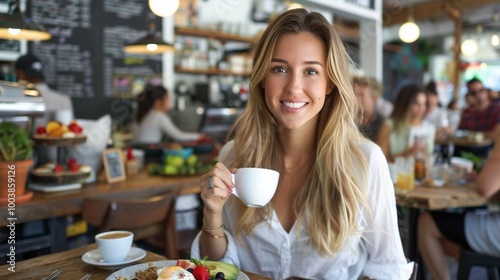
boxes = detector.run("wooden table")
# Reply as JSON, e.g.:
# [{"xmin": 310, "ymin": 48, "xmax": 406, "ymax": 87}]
[
  {"xmin": 0, "ymin": 244, "xmax": 271, "ymax": 280},
  {"xmin": 395, "ymin": 184, "xmax": 490, "ymax": 278},
  {"xmin": 395, "ymin": 184, "xmax": 488, "ymax": 210},
  {"xmin": 0, "ymin": 172, "xmax": 201, "ymax": 255}
]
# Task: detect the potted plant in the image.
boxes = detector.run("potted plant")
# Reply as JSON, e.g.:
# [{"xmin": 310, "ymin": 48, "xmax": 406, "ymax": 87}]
[{"xmin": 0, "ymin": 122, "xmax": 34, "ymax": 199}]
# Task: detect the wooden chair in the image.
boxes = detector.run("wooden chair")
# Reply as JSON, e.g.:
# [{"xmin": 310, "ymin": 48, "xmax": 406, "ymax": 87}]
[
  {"xmin": 82, "ymin": 187, "xmax": 180, "ymax": 259},
  {"xmin": 458, "ymin": 248, "xmax": 500, "ymax": 280}
]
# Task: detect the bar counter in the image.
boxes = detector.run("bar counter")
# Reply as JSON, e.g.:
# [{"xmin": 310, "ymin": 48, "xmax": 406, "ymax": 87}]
[{"xmin": 0, "ymin": 172, "xmax": 201, "ymax": 227}]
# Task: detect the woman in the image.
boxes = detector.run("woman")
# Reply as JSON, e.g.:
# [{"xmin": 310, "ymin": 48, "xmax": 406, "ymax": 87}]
[
  {"xmin": 191, "ymin": 9, "xmax": 413, "ymax": 279},
  {"xmin": 377, "ymin": 83, "xmax": 436, "ymax": 162},
  {"xmin": 418, "ymin": 133, "xmax": 500, "ymax": 280},
  {"xmin": 131, "ymin": 85, "xmax": 204, "ymax": 144}
]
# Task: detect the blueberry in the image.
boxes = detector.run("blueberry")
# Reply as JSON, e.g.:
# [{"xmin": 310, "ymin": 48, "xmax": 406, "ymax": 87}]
[
  {"xmin": 187, "ymin": 268, "xmax": 194, "ymax": 273},
  {"xmin": 215, "ymin": 272, "xmax": 225, "ymax": 279}
]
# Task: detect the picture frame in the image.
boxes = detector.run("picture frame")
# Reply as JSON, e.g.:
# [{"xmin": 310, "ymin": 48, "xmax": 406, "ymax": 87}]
[{"xmin": 102, "ymin": 148, "xmax": 126, "ymax": 183}]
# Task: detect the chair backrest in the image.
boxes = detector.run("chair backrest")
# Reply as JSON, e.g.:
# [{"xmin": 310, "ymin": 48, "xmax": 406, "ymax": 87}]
[
  {"xmin": 458, "ymin": 248, "xmax": 500, "ymax": 280},
  {"xmin": 82, "ymin": 187, "xmax": 180, "ymax": 259}
]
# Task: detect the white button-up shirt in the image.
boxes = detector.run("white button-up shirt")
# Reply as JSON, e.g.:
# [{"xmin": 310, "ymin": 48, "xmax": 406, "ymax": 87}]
[{"xmin": 192, "ymin": 141, "xmax": 413, "ymax": 280}]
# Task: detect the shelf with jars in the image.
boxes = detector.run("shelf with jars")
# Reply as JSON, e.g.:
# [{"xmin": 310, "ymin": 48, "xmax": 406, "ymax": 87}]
[
  {"xmin": 174, "ymin": 25, "xmax": 254, "ymax": 77},
  {"xmin": 174, "ymin": 26, "xmax": 256, "ymax": 44}
]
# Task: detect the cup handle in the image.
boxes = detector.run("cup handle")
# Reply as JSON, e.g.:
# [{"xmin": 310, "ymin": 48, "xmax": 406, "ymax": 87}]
[{"xmin": 231, "ymin": 173, "xmax": 239, "ymax": 198}]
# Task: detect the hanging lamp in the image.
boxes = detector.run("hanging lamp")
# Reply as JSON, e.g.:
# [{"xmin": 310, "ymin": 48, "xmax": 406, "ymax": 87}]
[
  {"xmin": 123, "ymin": 23, "xmax": 174, "ymax": 55},
  {"xmin": 149, "ymin": 0, "xmax": 180, "ymax": 17},
  {"xmin": 398, "ymin": 1, "xmax": 420, "ymax": 43},
  {"xmin": 0, "ymin": 0, "xmax": 51, "ymax": 41}
]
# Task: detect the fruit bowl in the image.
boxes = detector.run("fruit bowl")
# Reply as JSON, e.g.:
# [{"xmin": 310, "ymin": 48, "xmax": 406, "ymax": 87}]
[{"xmin": 32, "ymin": 134, "xmax": 87, "ymax": 146}]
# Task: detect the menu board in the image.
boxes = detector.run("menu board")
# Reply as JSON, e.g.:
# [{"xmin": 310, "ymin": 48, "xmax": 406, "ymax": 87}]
[{"xmin": 25, "ymin": 0, "xmax": 163, "ymax": 115}]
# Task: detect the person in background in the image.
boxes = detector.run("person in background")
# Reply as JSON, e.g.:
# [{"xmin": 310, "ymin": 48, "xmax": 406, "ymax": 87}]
[
  {"xmin": 192, "ymin": 8, "xmax": 413, "ymax": 279},
  {"xmin": 375, "ymin": 84, "xmax": 394, "ymax": 118},
  {"xmin": 425, "ymin": 81, "xmax": 450, "ymax": 139},
  {"xmin": 418, "ymin": 133, "xmax": 500, "ymax": 280},
  {"xmin": 15, "ymin": 54, "xmax": 74, "ymax": 164},
  {"xmin": 377, "ymin": 83, "xmax": 436, "ymax": 162},
  {"xmin": 15, "ymin": 54, "xmax": 74, "ymax": 131},
  {"xmin": 446, "ymin": 98, "xmax": 461, "ymax": 132},
  {"xmin": 353, "ymin": 75, "xmax": 385, "ymax": 142},
  {"xmin": 131, "ymin": 85, "xmax": 205, "ymax": 144},
  {"xmin": 458, "ymin": 78, "xmax": 500, "ymax": 140}
]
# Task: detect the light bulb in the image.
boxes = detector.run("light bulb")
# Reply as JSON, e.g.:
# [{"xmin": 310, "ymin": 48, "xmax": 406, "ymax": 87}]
[
  {"xmin": 149, "ymin": 0, "xmax": 180, "ymax": 17},
  {"xmin": 398, "ymin": 21, "xmax": 420, "ymax": 43},
  {"xmin": 147, "ymin": 44, "xmax": 159, "ymax": 51},
  {"xmin": 492, "ymin": 35, "xmax": 499, "ymax": 46},
  {"xmin": 461, "ymin": 39, "xmax": 478, "ymax": 57}
]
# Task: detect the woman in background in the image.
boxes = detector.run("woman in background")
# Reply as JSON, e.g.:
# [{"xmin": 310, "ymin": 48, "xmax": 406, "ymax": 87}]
[
  {"xmin": 377, "ymin": 83, "xmax": 435, "ymax": 162},
  {"xmin": 131, "ymin": 85, "xmax": 205, "ymax": 144}
]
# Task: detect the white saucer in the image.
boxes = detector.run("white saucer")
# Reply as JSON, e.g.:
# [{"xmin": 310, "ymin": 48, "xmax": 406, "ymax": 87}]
[{"xmin": 82, "ymin": 247, "xmax": 146, "ymax": 270}]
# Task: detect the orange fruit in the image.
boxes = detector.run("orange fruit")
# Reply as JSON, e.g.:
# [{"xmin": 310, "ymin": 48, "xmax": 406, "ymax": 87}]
[
  {"xmin": 49, "ymin": 125, "xmax": 68, "ymax": 137},
  {"xmin": 46, "ymin": 121, "xmax": 62, "ymax": 134}
]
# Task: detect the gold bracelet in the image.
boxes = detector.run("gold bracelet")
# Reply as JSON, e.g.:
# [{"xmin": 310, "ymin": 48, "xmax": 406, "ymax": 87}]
[
  {"xmin": 202, "ymin": 218, "xmax": 224, "ymax": 231},
  {"xmin": 202, "ymin": 229, "xmax": 226, "ymax": 239}
]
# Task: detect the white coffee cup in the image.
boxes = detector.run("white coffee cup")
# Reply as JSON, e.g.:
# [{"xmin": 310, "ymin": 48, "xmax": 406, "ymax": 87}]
[
  {"xmin": 231, "ymin": 168, "xmax": 280, "ymax": 208},
  {"xmin": 95, "ymin": 230, "xmax": 133, "ymax": 263}
]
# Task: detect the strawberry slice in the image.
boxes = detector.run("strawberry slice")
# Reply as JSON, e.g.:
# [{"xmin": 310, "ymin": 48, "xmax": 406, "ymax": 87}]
[{"xmin": 176, "ymin": 259, "xmax": 196, "ymax": 270}]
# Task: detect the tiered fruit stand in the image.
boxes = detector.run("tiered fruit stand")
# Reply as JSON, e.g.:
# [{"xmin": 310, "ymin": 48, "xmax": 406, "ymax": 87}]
[{"xmin": 30, "ymin": 134, "xmax": 91, "ymax": 192}]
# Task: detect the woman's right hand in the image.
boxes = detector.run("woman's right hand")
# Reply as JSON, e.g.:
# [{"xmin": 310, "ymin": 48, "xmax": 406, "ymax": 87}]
[{"xmin": 200, "ymin": 162, "xmax": 235, "ymax": 216}]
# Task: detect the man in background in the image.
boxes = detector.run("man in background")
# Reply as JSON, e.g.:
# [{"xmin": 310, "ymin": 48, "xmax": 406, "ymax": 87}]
[
  {"xmin": 15, "ymin": 54, "xmax": 74, "ymax": 130},
  {"xmin": 15, "ymin": 54, "xmax": 74, "ymax": 164},
  {"xmin": 353, "ymin": 76, "xmax": 385, "ymax": 142},
  {"xmin": 455, "ymin": 77, "xmax": 500, "ymax": 159}
]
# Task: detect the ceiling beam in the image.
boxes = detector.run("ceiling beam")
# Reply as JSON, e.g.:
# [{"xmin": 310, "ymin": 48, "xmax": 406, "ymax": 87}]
[{"xmin": 383, "ymin": 0, "xmax": 499, "ymax": 26}]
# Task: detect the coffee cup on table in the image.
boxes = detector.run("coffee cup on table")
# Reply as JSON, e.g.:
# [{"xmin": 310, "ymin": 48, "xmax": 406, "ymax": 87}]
[
  {"xmin": 231, "ymin": 168, "xmax": 280, "ymax": 208},
  {"xmin": 95, "ymin": 230, "xmax": 133, "ymax": 263}
]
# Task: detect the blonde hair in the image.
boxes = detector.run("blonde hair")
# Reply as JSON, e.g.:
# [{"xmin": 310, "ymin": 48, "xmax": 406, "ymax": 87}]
[{"xmin": 226, "ymin": 8, "xmax": 370, "ymax": 256}]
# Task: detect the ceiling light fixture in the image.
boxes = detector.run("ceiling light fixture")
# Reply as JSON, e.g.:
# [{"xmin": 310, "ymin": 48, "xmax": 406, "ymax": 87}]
[
  {"xmin": 123, "ymin": 23, "xmax": 174, "ymax": 55},
  {"xmin": 149, "ymin": 0, "xmax": 180, "ymax": 17},
  {"xmin": 461, "ymin": 39, "xmax": 478, "ymax": 57},
  {"xmin": 0, "ymin": 0, "xmax": 51, "ymax": 41},
  {"xmin": 492, "ymin": 35, "xmax": 499, "ymax": 46},
  {"xmin": 398, "ymin": 1, "xmax": 420, "ymax": 43}
]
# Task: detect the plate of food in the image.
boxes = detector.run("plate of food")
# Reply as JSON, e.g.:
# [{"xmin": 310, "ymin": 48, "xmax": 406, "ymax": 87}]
[{"xmin": 106, "ymin": 259, "xmax": 248, "ymax": 280}]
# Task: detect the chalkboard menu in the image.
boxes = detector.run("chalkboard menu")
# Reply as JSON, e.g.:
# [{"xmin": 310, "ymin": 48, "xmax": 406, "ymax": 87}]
[{"xmin": 25, "ymin": 0, "xmax": 163, "ymax": 119}]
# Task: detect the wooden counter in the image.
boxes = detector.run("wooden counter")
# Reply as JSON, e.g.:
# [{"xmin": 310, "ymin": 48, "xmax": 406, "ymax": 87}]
[{"xmin": 0, "ymin": 172, "xmax": 201, "ymax": 227}]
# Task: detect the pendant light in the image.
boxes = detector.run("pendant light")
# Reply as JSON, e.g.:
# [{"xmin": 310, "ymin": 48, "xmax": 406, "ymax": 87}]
[
  {"xmin": 398, "ymin": 1, "xmax": 420, "ymax": 43},
  {"xmin": 461, "ymin": 39, "xmax": 478, "ymax": 57},
  {"xmin": 0, "ymin": 0, "xmax": 51, "ymax": 41},
  {"xmin": 123, "ymin": 23, "xmax": 174, "ymax": 55},
  {"xmin": 149, "ymin": 0, "xmax": 180, "ymax": 17}
]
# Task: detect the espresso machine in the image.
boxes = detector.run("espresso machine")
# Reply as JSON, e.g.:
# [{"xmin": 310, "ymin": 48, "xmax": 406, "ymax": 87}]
[{"xmin": 0, "ymin": 80, "xmax": 45, "ymax": 132}]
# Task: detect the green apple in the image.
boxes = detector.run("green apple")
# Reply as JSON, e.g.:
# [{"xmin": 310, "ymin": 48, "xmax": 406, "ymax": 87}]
[
  {"xmin": 186, "ymin": 154, "xmax": 198, "ymax": 167},
  {"xmin": 170, "ymin": 156, "xmax": 184, "ymax": 168},
  {"xmin": 163, "ymin": 165, "xmax": 177, "ymax": 175}
]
